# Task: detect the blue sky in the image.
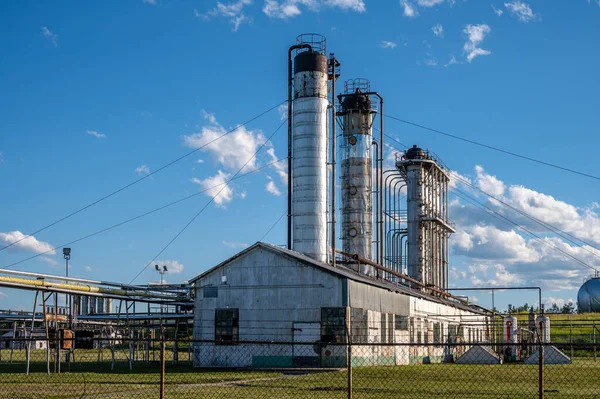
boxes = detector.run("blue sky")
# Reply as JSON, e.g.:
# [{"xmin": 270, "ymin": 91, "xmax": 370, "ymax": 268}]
[{"xmin": 1, "ymin": 0, "xmax": 599, "ymax": 312}]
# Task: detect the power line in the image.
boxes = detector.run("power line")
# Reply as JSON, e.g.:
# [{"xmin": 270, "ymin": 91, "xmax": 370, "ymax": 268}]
[
  {"xmin": 128, "ymin": 119, "xmax": 288, "ymax": 284},
  {"xmin": 384, "ymin": 114, "xmax": 600, "ymax": 181},
  {"xmin": 0, "ymin": 100, "xmax": 287, "ymax": 254},
  {"xmin": 449, "ymin": 171, "xmax": 600, "ymax": 263},
  {"xmin": 2, "ymin": 158, "xmax": 288, "ymax": 270},
  {"xmin": 451, "ymin": 187, "xmax": 598, "ymax": 273},
  {"xmin": 259, "ymin": 211, "xmax": 287, "ymax": 242}
]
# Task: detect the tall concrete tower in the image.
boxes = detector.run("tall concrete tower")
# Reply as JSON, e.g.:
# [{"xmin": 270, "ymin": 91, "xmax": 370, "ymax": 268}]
[
  {"xmin": 291, "ymin": 35, "xmax": 329, "ymax": 262},
  {"xmin": 396, "ymin": 146, "xmax": 455, "ymax": 289},
  {"xmin": 338, "ymin": 79, "xmax": 376, "ymax": 274}
]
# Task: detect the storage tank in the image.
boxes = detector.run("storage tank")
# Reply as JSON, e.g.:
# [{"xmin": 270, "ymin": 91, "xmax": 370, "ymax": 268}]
[
  {"xmin": 338, "ymin": 79, "xmax": 376, "ymax": 273},
  {"xmin": 291, "ymin": 34, "xmax": 329, "ymax": 262},
  {"xmin": 536, "ymin": 315, "xmax": 551, "ymax": 343},
  {"xmin": 503, "ymin": 315, "xmax": 518, "ymax": 361},
  {"xmin": 577, "ymin": 277, "xmax": 600, "ymax": 312},
  {"xmin": 105, "ymin": 298, "xmax": 113, "ymax": 314}
]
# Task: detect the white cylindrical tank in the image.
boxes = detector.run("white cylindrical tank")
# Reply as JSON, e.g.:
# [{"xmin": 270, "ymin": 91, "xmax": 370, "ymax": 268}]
[
  {"xmin": 292, "ymin": 36, "xmax": 329, "ymax": 263},
  {"xmin": 536, "ymin": 315, "xmax": 551, "ymax": 343},
  {"xmin": 339, "ymin": 79, "xmax": 374, "ymax": 273},
  {"xmin": 105, "ymin": 298, "xmax": 113, "ymax": 314},
  {"xmin": 503, "ymin": 316, "xmax": 519, "ymax": 360}
]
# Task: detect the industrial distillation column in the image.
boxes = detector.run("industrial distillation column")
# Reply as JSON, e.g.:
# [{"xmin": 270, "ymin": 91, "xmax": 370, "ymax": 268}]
[
  {"xmin": 397, "ymin": 146, "xmax": 455, "ymax": 289},
  {"xmin": 291, "ymin": 35, "xmax": 329, "ymax": 262},
  {"xmin": 338, "ymin": 79, "xmax": 376, "ymax": 275}
]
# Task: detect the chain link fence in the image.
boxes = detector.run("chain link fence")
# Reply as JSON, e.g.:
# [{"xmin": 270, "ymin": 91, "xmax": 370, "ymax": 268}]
[{"xmin": 1, "ymin": 337, "xmax": 599, "ymax": 398}]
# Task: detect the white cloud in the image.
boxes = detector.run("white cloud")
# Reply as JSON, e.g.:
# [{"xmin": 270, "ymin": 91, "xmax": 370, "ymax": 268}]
[
  {"xmin": 40, "ymin": 257, "xmax": 59, "ymax": 267},
  {"xmin": 444, "ymin": 55, "xmax": 461, "ymax": 67},
  {"xmin": 41, "ymin": 27, "xmax": 58, "ymax": 47},
  {"xmin": 191, "ymin": 170, "xmax": 234, "ymax": 208},
  {"xmin": 380, "ymin": 40, "xmax": 398, "ymax": 49},
  {"xmin": 0, "ymin": 231, "xmax": 55, "ymax": 255},
  {"xmin": 432, "ymin": 24, "xmax": 444, "ymax": 38},
  {"xmin": 400, "ymin": 0, "xmax": 418, "ymax": 17},
  {"xmin": 85, "ymin": 266, "xmax": 93, "ymax": 272},
  {"xmin": 87, "ymin": 130, "xmax": 106, "ymax": 139},
  {"xmin": 266, "ymin": 179, "xmax": 282, "ymax": 196},
  {"xmin": 475, "ymin": 165, "xmax": 505, "ymax": 196},
  {"xmin": 417, "ymin": 0, "xmax": 445, "ymax": 5},
  {"xmin": 263, "ymin": 0, "xmax": 365, "ymax": 19},
  {"xmin": 154, "ymin": 260, "xmax": 184, "ymax": 274},
  {"xmin": 544, "ymin": 296, "xmax": 575, "ymax": 309},
  {"xmin": 239, "ymin": 190, "xmax": 247, "ymax": 199},
  {"xmin": 491, "ymin": 4, "xmax": 504, "ymax": 16},
  {"xmin": 278, "ymin": 104, "xmax": 288, "ymax": 121},
  {"xmin": 199, "ymin": 0, "xmax": 253, "ymax": 31},
  {"xmin": 463, "ymin": 24, "xmax": 492, "ymax": 62},
  {"xmin": 135, "ymin": 165, "xmax": 151, "ymax": 176},
  {"xmin": 143, "ymin": 0, "xmax": 157, "ymax": 4},
  {"xmin": 222, "ymin": 240, "xmax": 249, "ymax": 249},
  {"xmin": 183, "ymin": 110, "xmax": 268, "ymax": 173},
  {"xmin": 266, "ymin": 147, "xmax": 288, "ymax": 187},
  {"xmin": 197, "ymin": 159, "xmax": 205, "ymax": 164},
  {"xmin": 504, "ymin": 1, "xmax": 537, "ymax": 22},
  {"xmin": 424, "ymin": 56, "xmax": 437, "ymax": 67}
]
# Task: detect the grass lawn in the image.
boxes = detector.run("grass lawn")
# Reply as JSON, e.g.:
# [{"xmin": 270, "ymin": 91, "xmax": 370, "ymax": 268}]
[{"xmin": 1, "ymin": 358, "xmax": 599, "ymax": 398}]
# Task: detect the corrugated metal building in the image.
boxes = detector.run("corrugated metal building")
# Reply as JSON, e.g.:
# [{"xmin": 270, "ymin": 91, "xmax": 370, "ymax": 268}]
[{"xmin": 190, "ymin": 242, "xmax": 488, "ymax": 368}]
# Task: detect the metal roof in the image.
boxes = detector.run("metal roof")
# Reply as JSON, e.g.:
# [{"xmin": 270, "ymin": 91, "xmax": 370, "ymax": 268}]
[{"xmin": 190, "ymin": 242, "xmax": 489, "ymax": 315}]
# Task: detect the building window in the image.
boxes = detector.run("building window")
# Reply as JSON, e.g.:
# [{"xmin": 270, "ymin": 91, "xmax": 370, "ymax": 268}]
[
  {"xmin": 433, "ymin": 323, "xmax": 441, "ymax": 344},
  {"xmin": 395, "ymin": 315, "xmax": 408, "ymax": 330},
  {"xmin": 350, "ymin": 308, "xmax": 368, "ymax": 344},
  {"xmin": 388, "ymin": 314, "xmax": 394, "ymax": 344},
  {"xmin": 381, "ymin": 314, "xmax": 387, "ymax": 344},
  {"xmin": 409, "ymin": 317, "xmax": 415, "ymax": 343},
  {"xmin": 215, "ymin": 309, "xmax": 239, "ymax": 345},
  {"xmin": 321, "ymin": 308, "xmax": 346, "ymax": 343}
]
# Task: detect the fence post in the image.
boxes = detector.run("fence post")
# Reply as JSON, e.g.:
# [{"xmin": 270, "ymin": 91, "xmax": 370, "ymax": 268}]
[
  {"xmin": 569, "ymin": 314, "xmax": 573, "ymax": 360},
  {"xmin": 347, "ymin": 342, "xmax": 352, "ymax": 399},
  {"xmin": 594, "ymin": 321, "xmax": 597, "ymax": 363},
  {"xmin": 538, "ymin": 322, "xmax": 544, "ymax": 399},
  {"xmin": 160, "ymin": 340, "xmax": 166, "ymax": 399}
]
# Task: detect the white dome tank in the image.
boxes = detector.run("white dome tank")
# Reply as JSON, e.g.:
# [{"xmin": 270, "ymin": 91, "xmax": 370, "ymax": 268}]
[{"xmin": 578, "ymin": 278, "xmax": 600, "ymax": 313}]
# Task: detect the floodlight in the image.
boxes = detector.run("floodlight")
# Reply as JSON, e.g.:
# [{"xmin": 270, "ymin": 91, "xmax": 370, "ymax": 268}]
[{"xmin": 63, "ymin": 248, "xmax": 71, "ymax": 256}]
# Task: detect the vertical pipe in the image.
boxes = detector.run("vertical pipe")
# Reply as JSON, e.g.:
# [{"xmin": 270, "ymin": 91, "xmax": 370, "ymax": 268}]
[
  {"xmin": 42, "ymin": 294, "xmax": 50, "ymax": 374},
  {"xmin": 372, "ymin": 141, "xmax": 379, "ymax": 264},
  {"xmin": 330, "ymin": 55, "xmax": 337, "ymax": 267},
  {"xmin": 379, "ymin": 99, "xmax": 384, "ymax": 266},
  {"xmin": 287, "ymin": 48, "xmax": 294, "ymax": 250},
  {"xmin": 26, "ymin": 291, "xmax": 39, "ymax": 375}
]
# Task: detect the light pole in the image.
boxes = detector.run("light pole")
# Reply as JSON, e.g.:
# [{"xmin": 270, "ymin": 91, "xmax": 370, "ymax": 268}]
[
  {"xmin": 155, "ymin": 265, "xmax": 167, "ymax": 339},
  {"xmin": 63, "ymin": 248, "xmax": 71, "ymax": 326}
]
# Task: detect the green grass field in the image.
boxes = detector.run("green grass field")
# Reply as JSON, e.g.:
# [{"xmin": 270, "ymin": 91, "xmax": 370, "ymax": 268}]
[{"xmin": 1, "ymin": 358, "xmax": 599, "ymax": 398}]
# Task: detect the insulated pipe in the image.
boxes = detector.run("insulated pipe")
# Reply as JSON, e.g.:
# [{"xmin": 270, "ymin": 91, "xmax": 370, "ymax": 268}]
[
  {"xmin": 0, "ymin": 276, "xmax": 182, "ymax": 301},
  {"xmin": 287, "ymin": 43, "xmax": 313, "ymax": 250},
  {"xmin": 329, "ymin": 54, "xmax": 340, "ymax": 267},
  {"xmin": 372, "ymin": 140, "xmax": 379, "ymax": 264},
  {"xmin": 335, "ymin": 249, "xmax": 471, "ymax": 304}
]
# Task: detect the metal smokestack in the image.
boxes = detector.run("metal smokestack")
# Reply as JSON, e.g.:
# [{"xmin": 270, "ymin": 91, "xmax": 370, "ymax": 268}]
[
  {"xmin": 338, "ymin": 79, "xmax": 376, "ymax": 274},
  {"xmin": 291, "ymin": 34, "xmax": 329, "ymax": 262}
]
